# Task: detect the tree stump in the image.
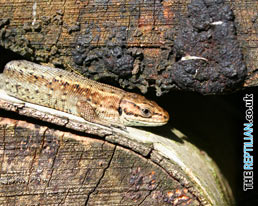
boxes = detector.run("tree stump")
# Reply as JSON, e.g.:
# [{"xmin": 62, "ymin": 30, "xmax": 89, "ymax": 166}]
[{"xmin": 0, "ymin": 94, "xmax": 234, "ymax": 205}]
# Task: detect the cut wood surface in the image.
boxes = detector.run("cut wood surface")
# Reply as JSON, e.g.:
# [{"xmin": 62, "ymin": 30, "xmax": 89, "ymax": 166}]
[{"xmin": 0, "ymin": 92, "xmax": 234, "ymax": 205}]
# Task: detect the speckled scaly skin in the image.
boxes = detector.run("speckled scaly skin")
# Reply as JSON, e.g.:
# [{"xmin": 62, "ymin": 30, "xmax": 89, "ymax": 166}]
[{"xmin": 0, "ymin": 60, "xmax": 169, "ymax": 127}]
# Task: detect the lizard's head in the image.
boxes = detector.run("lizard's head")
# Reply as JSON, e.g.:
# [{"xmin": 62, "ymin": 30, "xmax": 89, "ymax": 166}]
[{"xmin": 119, "ymin": 93, "xmax": 169, "ymax": 126}]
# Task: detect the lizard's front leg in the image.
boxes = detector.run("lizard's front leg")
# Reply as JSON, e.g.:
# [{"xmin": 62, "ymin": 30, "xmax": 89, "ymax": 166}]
[{"xmin": 76, "ymin": 100, "xmax": 125, "ymax": 129}]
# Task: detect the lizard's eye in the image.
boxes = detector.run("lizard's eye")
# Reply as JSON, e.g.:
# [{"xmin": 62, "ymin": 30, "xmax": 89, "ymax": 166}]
[
  {"xmin": 141, "ymin": 108, "xmax": 151, "ymax": 117},
  {"xmin": 118, "ymin": 107, "xmax": 122, "ymax": 115}
]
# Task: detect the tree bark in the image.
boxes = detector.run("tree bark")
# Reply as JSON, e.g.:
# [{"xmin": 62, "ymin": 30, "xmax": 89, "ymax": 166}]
[{"xmin": 0, "ymin": 0, "xmax": 257, "ymax": 95}]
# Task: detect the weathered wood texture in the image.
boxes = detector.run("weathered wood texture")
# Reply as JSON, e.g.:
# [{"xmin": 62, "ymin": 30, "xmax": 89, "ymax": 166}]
[
  {"xmin": 0, "ymin": 0, "xmax": 257, "ymax": 94},
  {"xmin": 0, "ymin": 94, "xmax": 234, "ymax": 205}
]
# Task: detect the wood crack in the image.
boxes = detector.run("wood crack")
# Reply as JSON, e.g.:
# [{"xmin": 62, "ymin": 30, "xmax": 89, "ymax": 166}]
[
  {"xmin": 84, "ymin": 145, "xmax": 116, "ymax": 206},
  {"xmin": 26, "ymin": 127, "xmax": 48, "ymax": 188},
  {"xmin": 44, "ymin": 133, "xmax": 62, "ymax": 193},
  {"xmin": 0, "ymin": 124, "xmax": 6, "ymax": 178}
]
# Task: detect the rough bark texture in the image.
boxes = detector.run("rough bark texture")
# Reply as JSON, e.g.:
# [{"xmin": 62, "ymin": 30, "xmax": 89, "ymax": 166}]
[
  {"xmin": 0, "ymin": 0, "xmax": 257, "ymax": 95},
  {"xmin": 0, "ymin": 93, "xmax": 234, "ymax": 205}
]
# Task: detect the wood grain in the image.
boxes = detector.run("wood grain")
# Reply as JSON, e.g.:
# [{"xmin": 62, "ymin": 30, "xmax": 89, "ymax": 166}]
[
  {"xmin": 0, "ymin": 93, "xmax": 234, "ymax": 205},
  {"xmin": 0, "ymin": 0, "xmax": 257, "ymax": 93}
]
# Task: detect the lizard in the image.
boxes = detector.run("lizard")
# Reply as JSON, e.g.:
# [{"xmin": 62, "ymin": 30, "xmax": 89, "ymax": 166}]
[{"xmin": 0, "ymin": 60, "xmax": 169, "ymax": 128}]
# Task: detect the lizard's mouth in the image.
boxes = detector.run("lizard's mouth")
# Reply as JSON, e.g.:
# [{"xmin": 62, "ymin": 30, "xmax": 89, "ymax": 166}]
[{"xmin": 123, "ymin": 115, "xmax": 169, "ymax": 127}]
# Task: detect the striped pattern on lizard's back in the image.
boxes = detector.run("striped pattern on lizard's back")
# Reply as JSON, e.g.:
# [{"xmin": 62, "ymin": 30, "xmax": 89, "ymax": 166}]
[{"xmin": 0, "ymin": 60, "xmax": 169, "ymax": 127}]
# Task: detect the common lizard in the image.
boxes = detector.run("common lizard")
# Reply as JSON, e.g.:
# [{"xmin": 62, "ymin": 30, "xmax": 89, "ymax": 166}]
[{"xmin": 0, "ymin": 60, "xmax": 169, "ymax": 128}]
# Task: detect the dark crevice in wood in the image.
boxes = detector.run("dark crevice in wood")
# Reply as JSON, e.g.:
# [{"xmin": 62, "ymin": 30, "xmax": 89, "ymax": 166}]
[
  {"xmin": 0, "ymin": 125, "xmax": 6, "ymax": 177},
  {"xmin": 45, "ymin": 136, "xmax": 61, "ymax": 191},
  {"xmin": 84, "ymin": 145, "xmax": 116, "ymax": 205},
  {"xmin": 137, "ymin": 190, "xmax": 152, "ymax": 206}
]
